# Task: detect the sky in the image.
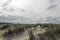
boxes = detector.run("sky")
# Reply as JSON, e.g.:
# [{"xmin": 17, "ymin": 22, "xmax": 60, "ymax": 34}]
[
  {"xmin": 9, "ymin": 0, "xmax": 60, "ymax": 19},
  {"xmin": 0, "ymin": 0, "xmax": 49, "ymax": 19},
  {"xmin": 0, "ymin": 0, "xmax": 60, "ymax": 23}
]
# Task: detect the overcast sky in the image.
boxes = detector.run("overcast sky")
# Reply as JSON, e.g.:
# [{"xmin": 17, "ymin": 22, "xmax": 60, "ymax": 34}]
[
  {"xmin": 8, "ymin": 0, "xmax": 48, "ymax": 20},
  {"xmin": 10, "ymin": 0, "xmax": 60, "ymax": 18},
  {"xmin": 0, "ymin": 0, "xmax": 60, "ymax": 20}
]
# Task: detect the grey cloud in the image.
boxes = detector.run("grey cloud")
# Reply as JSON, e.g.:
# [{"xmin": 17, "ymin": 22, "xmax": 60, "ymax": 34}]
[
  {"xmin": 0, "ymin": 15, "xmax": 34, "ymax": 24},
  {"xmin": 0, "ymin": 0, "xmax": 60, "ymax": 24}
]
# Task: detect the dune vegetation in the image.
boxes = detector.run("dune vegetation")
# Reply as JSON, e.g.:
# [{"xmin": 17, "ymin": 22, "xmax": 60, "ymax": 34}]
[{"xmin": 0, "ymin": 23, "xmax": 60, "ymax": 40}]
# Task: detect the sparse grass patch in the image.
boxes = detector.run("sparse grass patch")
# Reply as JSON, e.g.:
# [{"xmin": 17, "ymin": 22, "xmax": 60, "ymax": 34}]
[{"xmin": 28, "ymin": 29, "xmax": 36, "ymax": 40}]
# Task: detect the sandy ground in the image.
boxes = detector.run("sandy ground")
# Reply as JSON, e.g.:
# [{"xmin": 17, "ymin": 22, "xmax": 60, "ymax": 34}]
[
  {"xmin": 0, "ymin": 25, "xmax": 46, "ymax": 40},
  {"xmin": 12, "ymin": 31, "xmax": 29, "ymax": 40},
  {"xmin": 0, "ymin": 30, "xmax": 29, "ymax": 40}
]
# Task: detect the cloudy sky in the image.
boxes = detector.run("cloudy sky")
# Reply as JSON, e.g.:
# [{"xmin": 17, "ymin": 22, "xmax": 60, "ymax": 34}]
[
  {"xmin": 0, "ymin": 0, "xmax": 49, "ymax": 19},
  {"xmin": 9, "ymin": 0, "xmax": 60, "ymax": 18},
  {"xmin": 0, "ymin": 0, "xmax": 60, "ymax": 23},
  {"xmin": 11, "ymin": 0, "xmax": 49, "ymax": 19}
]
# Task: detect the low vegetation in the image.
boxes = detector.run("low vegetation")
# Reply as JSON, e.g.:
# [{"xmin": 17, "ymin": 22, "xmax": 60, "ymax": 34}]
[{"xmin": 0, "ymin": 23, "xmax": 60, "ymax": 40}]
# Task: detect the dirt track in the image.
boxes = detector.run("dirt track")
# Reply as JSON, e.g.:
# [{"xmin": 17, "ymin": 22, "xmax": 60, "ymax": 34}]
[
  {"xmin": 0, "ymin": 25, "xmax": 46, "ymax": 40},
  {"xmin": 12, "ymin": 31, "xmax": 29, "ymax": 40}
]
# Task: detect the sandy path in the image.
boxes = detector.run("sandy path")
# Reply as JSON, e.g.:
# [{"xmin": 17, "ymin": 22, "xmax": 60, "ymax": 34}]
[
  {"xmin": 0, "ymin": 30, "xmax": 29, "ymax": 40},
  {"xmin": 12, "ymin": 26, "xmax": 46, "ymax": 40},
  {"xmin": 12, "ymin": 31, "xmax": 29, "ymax": 40},
  {"xmin": 0, "ymin": 25, "xmax": 48, "ymax": 40}
]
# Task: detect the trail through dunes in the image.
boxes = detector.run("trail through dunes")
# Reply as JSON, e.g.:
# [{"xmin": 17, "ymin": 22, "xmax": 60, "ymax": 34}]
[{"xmin": 0, "ymin": 25, "xmax": 47, "ymax": 40}]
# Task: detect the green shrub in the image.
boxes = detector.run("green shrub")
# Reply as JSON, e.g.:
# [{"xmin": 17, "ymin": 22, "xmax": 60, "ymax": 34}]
[{"xmin": 1, "ymin": 24, "xmax": 10, "ymax": 30}]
